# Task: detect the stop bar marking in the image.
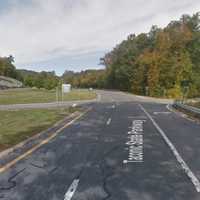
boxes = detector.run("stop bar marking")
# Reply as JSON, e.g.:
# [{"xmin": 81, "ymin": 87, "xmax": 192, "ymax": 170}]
[{"xmin": 139, "ymin": 104, "xmax": 200, "ymax": 193}]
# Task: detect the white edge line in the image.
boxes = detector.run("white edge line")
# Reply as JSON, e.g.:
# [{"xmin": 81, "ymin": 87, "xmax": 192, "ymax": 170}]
[
  {"xmin": 139, "ymin": 104, "xmax": 200, "ymax": 193},
  {"xmin": 64, "ymin": 179, "xmax": 80, "ymax": 200}
]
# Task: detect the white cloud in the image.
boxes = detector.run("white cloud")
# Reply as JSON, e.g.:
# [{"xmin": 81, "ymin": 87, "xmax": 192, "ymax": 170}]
[{"xmin": 0, "ymin": 0, "xmax": 199, "ymax": 68}]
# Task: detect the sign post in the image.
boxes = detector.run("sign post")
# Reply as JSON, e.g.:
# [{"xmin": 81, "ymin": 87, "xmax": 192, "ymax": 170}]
[
  {"xmin": 181, "ymin": 80, "xmax": 190, "ymax": 104},
  {"xmin": 56, "ymin": 86, "xmax": 59, "ymax": 102}
]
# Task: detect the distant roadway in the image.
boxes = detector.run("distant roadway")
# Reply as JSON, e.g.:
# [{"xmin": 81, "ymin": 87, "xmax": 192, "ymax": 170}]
[
  {"xmin": 0, "ymin": 90, "xmax": 200, "ymax": 200},
  {"xmin": 0, "ymin": 89, "xmax": 173, "ymax": 110}
]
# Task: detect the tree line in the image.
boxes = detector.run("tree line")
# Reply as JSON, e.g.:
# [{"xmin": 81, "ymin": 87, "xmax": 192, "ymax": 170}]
[
  {"xmin": 1, "ymin": 12, "xmax": 200, "ymax": 97},
  {"xmin": 0, "ymin": 55, "xmax": 22, "ymax": 81},
  {"xmin": 18, "ymin": 69, "xmax": 59, "ymax": 90},
  {"xmin": 62, "ymin": 12, "xmax": 200, "ymax": 98},
  {"xmin": 0, "ymin": 55, "xmax": 59, "ymax": 90},
  {"xmin": 0, "ymin": 58, "xmax": 59, "ymax": 90},
  {"xmin": 62, "ymin": 69, "xmax": 106, "ymax": 89},
  {"xmin": 100, "ymin": 12, "xmax": 200, "ymax": 98}
]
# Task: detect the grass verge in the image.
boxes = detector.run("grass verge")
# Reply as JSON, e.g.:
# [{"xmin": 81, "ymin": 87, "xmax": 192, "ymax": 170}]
[
  {"xmin": 0, "ymin": 88, "xmax": 97, "ymax": 105},
  {"xmin": 0, "ymin": 107, "xmax": 78, "ymax": 151}
]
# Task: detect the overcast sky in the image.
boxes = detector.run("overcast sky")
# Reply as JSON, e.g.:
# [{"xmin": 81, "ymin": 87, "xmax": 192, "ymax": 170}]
[{"xmin": 0, "ymin": 0, "xmax": 199, "ymax": 75}]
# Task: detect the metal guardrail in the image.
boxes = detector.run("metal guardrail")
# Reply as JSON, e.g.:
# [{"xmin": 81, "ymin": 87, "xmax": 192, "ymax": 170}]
[{"xmin": 173, "ymin": 101, "xmax": 200, "ymax": 118}]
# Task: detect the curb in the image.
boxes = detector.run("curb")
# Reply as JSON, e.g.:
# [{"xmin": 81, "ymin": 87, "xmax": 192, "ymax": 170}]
[
  {"xmin": 0, "ymin": 107, "xmax": 91, "ymax": 173},
  {"xmin": 0, "ymin": 111, "xmax": 78, "ymax": 160}
]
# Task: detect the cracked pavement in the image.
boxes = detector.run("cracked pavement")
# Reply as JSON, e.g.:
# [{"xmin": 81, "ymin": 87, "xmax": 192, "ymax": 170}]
[{"xmin": 0, "ymin": 90, "xmax": 200, "ymax": 200}]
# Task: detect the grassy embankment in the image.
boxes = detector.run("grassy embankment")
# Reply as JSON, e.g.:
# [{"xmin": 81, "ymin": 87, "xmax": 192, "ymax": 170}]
[
  {"xmin": 0, "ymin": 107, "xmax": 78, "ymax": 151},
  {"xmin": 0, "ymin": 88, "xmax": 95, "ymax": 151},
  {"xmin": 0, "ymin": 88, "xmax": 97, "ymax": 105}
]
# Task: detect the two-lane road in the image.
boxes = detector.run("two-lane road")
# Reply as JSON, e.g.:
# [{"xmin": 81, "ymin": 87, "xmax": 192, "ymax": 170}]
[{"xmin": 0, "ymin": 91, "xmax": 200, "ymax": 200}]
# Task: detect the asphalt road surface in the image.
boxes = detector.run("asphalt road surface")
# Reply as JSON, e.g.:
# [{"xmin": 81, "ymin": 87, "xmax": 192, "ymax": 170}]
[{"xmin": 0, "ymin": 90, "xmax": 200, "ymax": 200}]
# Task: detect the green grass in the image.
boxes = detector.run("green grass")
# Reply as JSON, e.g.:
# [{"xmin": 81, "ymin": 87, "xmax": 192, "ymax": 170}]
[
  {"xmin": 0, "ymin": 88, "xmax": 97, "ymax": 105},
  {"xmin": 62, "ymin": 89, "xmax": 96, "ymax": 101},
  {"xmin": 0, "ymin": 107, "xmax": 78, "ymax": 151}
]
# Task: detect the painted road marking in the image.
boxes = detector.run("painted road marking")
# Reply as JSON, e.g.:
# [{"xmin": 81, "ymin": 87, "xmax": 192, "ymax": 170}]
[
  {"xmin": 123, "ymin": 120, "xmax": 145, "ymax": 163},
  {"xmin": 153, "ymin": 111, "xmax": 171, "ymax": 115},
  {"xmin": 123, "ymin": 160, "xmax": 143, "ymax": 163},
  {"xmin": 128, "ymin": 116, "xmax": 147, "ymax": 119},
  {"xmin": 139, "ymin": 104, "xmax": 200, "ymax": 193},
  {"xmin": 107, "ymin": 105, "xmax": 116, "ymax": 109},
  {"xmin": 0, "ymin": 108, "xmax": 92, "ymax": 174},
  {"xmin": 106, "ymin": 118, "xmax": 112, "ymax": 125},
  {"xmin": 64, "ymin": 179, "xmax": 79, "ymax": 200}
]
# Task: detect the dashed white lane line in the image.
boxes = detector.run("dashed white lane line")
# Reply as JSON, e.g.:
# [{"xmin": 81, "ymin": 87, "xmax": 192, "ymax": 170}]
[
  {"xmin": 106, "ymin": 118, "xmax": 112, "ymax": 125},
  {"xmin": 112, "ymin": 105, "xmax": 115, "ymax": 109},
  {"xmin": 139, "ymin": 104, "xmax": 200, "ymax": 193},
  {"xmin": 64, "ymin": 179, "xmax": 79, "ymax": 200},
  {"xmin": 72, "ymin": 103, "xmax": 77, "ymax": 108},
  {"xmin": 107, "ymin": 104, "xmax": 116, "ymax": 109}
]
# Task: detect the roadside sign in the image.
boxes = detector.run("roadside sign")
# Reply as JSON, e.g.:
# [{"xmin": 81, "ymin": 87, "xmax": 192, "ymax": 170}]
[{"xmin": 62, "ymin": 84, "xmax": 71, "ymax": 93}]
